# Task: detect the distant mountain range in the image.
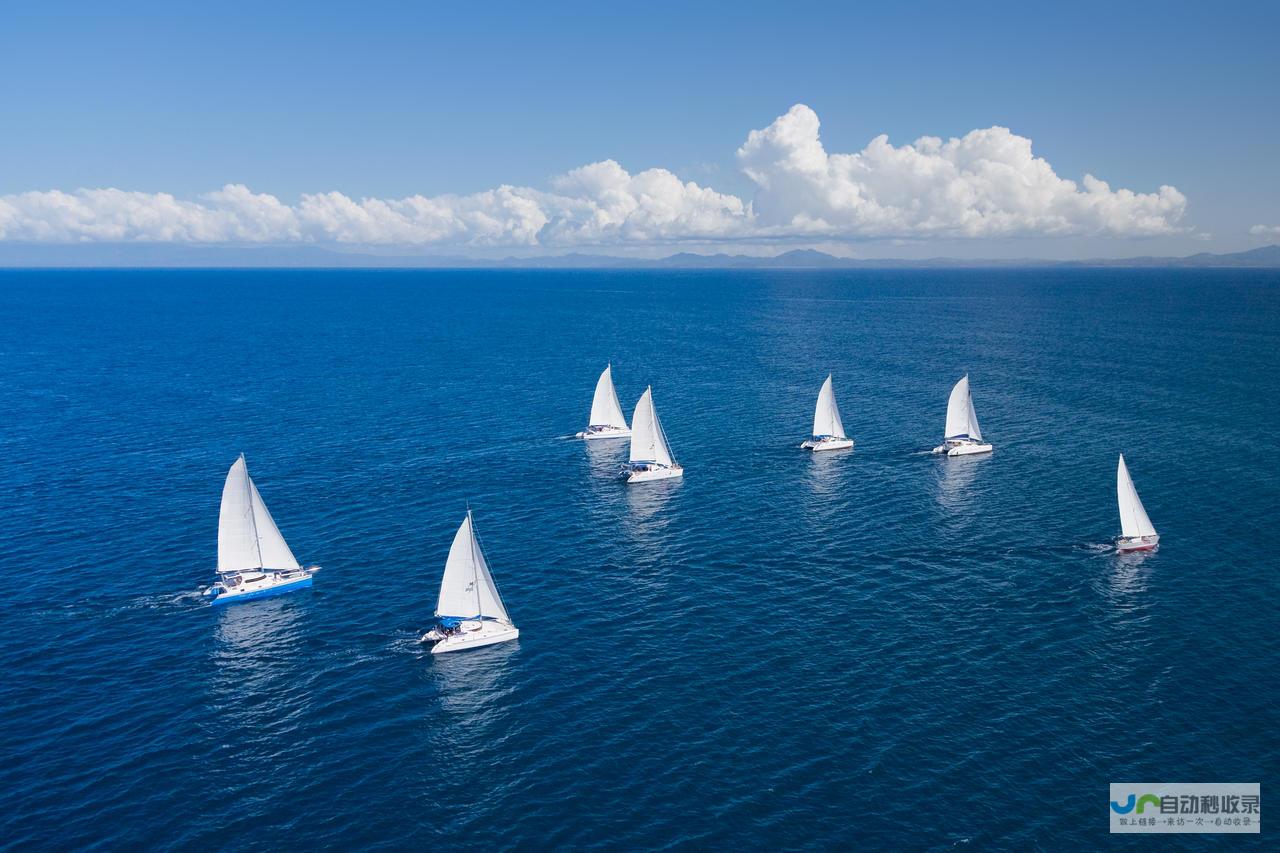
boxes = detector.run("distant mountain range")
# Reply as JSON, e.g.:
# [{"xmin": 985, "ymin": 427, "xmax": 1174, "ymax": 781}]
[{"xmin": 1, "ymin": 243, "xmax": 1278, "ymax": 269}]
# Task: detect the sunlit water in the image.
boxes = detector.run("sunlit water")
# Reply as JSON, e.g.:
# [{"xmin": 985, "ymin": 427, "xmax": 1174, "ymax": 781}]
[{"xmin": 1, "ymin": 268, "xmax": 1276, "ymax": 849}]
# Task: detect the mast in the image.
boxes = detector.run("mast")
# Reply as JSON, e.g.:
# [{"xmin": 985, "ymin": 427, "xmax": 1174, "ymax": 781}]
[
  {"xmin": 469, "ymin": 509, "xmax": 483, "ymax": 619},
  {"xmin": 966, "ymin": 379, "xmax": 981, "ymax": 442},
  {"xmin": 241, "ymin": 453, "xmax": 264, "ymax": 569}
]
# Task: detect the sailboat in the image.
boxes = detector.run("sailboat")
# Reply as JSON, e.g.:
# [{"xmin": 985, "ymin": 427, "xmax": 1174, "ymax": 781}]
[
  {"xmin": 932, "ymin": 374, "xmax": 993, "ymax": 456},
  {"xmin": 576, "ymin": 364, "xmax": 631, "ymax": 440},
  {"xmin": 801, "ymin": 374, "xmax": 854, "ymax": 451},
  {"xmin": 1115, "ymin": 454, "xmax": 1159, "ymax": 552},
  {"xmin": 203, "ymin": 454, "xmax": 319, "ymax": 605},
  {"xmin": 622, "ymin": 386, "xmax": 683, "ymax": 483},
  {"xmin": 420, "ymin": 510, "xmax": 519, "ymax": 653}
]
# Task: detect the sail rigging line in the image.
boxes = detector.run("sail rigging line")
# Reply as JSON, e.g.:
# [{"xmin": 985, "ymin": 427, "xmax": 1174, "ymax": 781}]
[
  {"xmin": 472, "ymin": 510, "xmax": 512, "ymax": 622},
  {"xmin": 469, "ymin": 511, "xmax": 483, "ymax": 619},
  {"xmin": 241, "ymin": 454, "xmax": 264, "ymax": 569},
  {"xmin": 655, "ymin": 401, "xmax": 675, "ymax": 466}
]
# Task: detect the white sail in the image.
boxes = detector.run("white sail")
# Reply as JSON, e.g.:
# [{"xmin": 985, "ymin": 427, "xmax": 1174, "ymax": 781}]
[
  {"xmin": 944, "ymin": 374, "xmax": 982, "ymax": 441},
  {"xmin": 217, "ymin": 455, "xmax": 301, "ymax": 572},
  {"xmin": 629, "ymin": 386, "xmax": 675, "ymax": 467},
  {"xmin": 812, "ymin": 374, "xmax": 846, "ymax": 438},
  {"xmin": 1117, "ymin": 455, "xmax": 1157, "ymax": 538},
  {"xmin": 588, "ymin": 364, "xmax": 629, "ymax": 429},
  {"xmin": 436, "ymin": 512, "xmax": 511, "ymax": 623},
  {"xmin": 248, "ymin": 479, "xmax": 301, "ymax": 570},
  {"xmin": 218, "ymin": 457, "xmax": 259, "ymax": 571}
]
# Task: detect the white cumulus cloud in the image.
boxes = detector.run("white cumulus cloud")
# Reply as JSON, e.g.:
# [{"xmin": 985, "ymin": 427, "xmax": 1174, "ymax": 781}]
[
  {"xmin": 540, "ymin": 160, "xmax": 747, "ymax": 244},
  {"xmin": 737, "ymin": 104, "xmax": 1186, "ymax": 238},
  {"xmin": 1249, "ymin": 224, "xmax": 1280, "ymax": 238},
  {"xmin": 0, "ymin": 104, "xmax": 1187, "ymax": 248}
]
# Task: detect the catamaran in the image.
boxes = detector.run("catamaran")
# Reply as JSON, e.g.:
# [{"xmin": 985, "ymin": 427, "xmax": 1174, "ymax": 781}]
[
  {"xmin": 203, "ymin": 454, "xmax": 319, "ymax": 605},
  {"xmin": 420, "ymin": 510, "xmax": 519, "ymax": 653},
  {"xmin": 801, "ymin": 374, "xmax": 854, "ymax": 451},
  {"xmin": 1115, "ymin": 454, "xmax": 1159, "ymax": 552},
  {"xmin": 576, "ymin": 364, "xmax": 631, "ymax": 440},
  {"xmin": 932, "ymin": 374, "xmax": 993, "ymax": 456},
  {"xmin": 622, "ymin": 386, "xmax": 683, "ymax": 483}
]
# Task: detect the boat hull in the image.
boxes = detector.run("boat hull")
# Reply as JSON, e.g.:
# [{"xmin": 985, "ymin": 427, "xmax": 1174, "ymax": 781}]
[
  {"xmin": 208, "ymin": 574, "xmax": 313, "ymax": 605},
  {"xmin": 424, "ymin": 622, "xmax": 520, "ymax": 654},
  {"xmin": 802, "ymin": 437, "xmax": 854, "ymax": 452},
  {"xmin": 1116, "ymin": 535, "xmax": 1160, "ymax": 553},
  {"xmin": 577, "ymin": 426, "xmax": 631, "ymax": 440},
  {"xmin": 626, "ymin": 465, "xmax": 683, "ymax": 483},
  {"xmin": 934, "ymin": 441, "xmax": 993, "ymax": 457}
]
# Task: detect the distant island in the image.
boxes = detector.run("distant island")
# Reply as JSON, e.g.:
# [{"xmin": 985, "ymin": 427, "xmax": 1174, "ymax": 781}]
[{"xmin": 1, "ymin": 243, "xmax": 1278, "ymax": 270}]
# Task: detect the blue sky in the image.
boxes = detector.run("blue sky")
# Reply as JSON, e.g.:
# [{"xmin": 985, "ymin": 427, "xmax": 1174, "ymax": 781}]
[{"xmin": 1, "ymin": 0, "xmax": 1277, "ymax": 258}]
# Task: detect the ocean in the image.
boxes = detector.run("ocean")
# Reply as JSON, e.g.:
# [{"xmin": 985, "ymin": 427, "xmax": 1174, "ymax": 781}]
[{"xmin": 0, "ymin": 268, "xmax": 1275, "ymax": 850}]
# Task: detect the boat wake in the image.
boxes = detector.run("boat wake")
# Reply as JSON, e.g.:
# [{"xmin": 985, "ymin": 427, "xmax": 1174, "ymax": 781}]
[
  {"xmin": 125, "ymin": 589, "xmax": 207, "ymax": 611},
  {"xmin": 1081, "ymin": 542, "xmax": 1116, "ymax": 555},
  {"xmin": 391, "ymin": 632, "xmax": 429, "ymax": 653}
]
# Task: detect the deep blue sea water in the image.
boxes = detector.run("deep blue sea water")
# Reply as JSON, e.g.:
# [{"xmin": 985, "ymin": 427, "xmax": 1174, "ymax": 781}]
[{"xmin": 0, "ymin": 268, "xmax": 1276, "ymax": 850}]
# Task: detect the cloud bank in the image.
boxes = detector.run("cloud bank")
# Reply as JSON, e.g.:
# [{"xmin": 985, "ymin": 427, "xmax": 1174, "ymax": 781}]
[
  {"xmin": 1249, "ymin": 224, "xmax": 1280, "ymax": 238},
  {"xmin": 0, "ymin": 105, "xmax": 1186, "ymax": 248}
]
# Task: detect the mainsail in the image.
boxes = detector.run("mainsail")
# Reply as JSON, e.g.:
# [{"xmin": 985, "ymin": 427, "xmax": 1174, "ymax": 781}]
[
  {"xmin": 629, "ymin": 386, "xmax": 675, "ymax": 467},
  {"xmin": 1117, "ymin": 455, "xmax": 1157, "ymax": 538},
  {"xmin": 944, "ymin": 375, "xmax": 983, "ymax": 441},
  {"xmin": 812, "ymin": 374, "xmax": 846, "ymax": 438},
  {"xmin": 218, "ymin": 454, "xmax": 301, "ymax": 572},
  {"xmin": 588, "ymin": 364, "xmax": 629, "ymax": 429},
  {"xmin": 436, "ymin": 512, "xmax": 511, "ymax": 623}
]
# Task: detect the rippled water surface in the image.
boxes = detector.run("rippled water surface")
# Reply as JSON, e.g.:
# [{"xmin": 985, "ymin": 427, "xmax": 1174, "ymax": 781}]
[{"xmin": 1, "ymin": 268, "xmax": 1276, "ymax": 849}]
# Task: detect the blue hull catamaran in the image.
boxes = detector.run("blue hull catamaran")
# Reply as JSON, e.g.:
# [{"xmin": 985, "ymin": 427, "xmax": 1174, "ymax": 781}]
[
  {"xmin": 203, "ymin": 454, "xmax": 319, "ymax": 605},
  {"xmin": 421, "ymin": 509, "xmax": 519, "ymax": 653}
]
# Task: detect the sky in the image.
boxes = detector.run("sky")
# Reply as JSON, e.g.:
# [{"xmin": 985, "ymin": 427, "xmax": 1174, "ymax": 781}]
[{"xmin": 1, "ymin": 0, "xmax": 1277, "ymax": 259}]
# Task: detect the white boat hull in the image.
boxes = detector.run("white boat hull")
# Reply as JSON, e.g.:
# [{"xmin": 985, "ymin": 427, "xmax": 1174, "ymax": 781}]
[
  {"xmin": 934, "ymin": 441, "xmax": 993, "ymax": 457},
  {"xmin": 577, "ymin": 426, "xmax": 632, "ymax": 440},
  {"xmin": 802, "ymin": 437, "xmax": 854, "ymax": 452},
  {"xmin": 1116, "ymin": 534, "xmax": 1160, "ymax": 553},
  {"xmin": 625, "ymin": 464, "xmax": 683, "ymax": 483},
  {"xmin": 422, "ymin": 620, "xmax": 520, "ymax": 653}
]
